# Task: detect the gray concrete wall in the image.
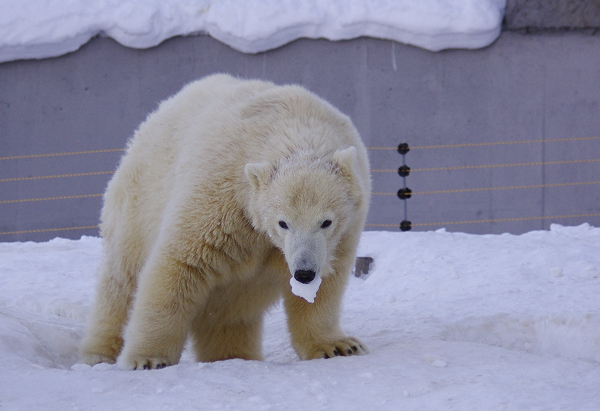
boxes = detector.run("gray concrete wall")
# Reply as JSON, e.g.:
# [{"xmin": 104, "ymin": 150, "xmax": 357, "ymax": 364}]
[
  {"xmin": 505, "ymin": 0, "xmax": 600, "ymax": 30},
  {"xmin": 1, "ymin": 31, "xmax": 600, "ymax": 242}
]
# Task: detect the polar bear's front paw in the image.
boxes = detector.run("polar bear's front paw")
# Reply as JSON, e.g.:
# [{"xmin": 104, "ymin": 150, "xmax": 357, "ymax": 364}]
[
  {"xmin": 119, "ymin": 355, "xmax": 173, "ymax": 370},
  {"xmin": 308, "ymin": 337, "xmax": 368, "ymax": 360}
]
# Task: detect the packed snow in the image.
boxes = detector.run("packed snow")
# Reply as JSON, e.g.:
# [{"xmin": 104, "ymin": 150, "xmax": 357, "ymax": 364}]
[
  {"xmin": 1, "ymin": 224, "xmax": 599, "ymax": 410},
  {"xmin": 0, "ymin": 0, "xmax": 506, "ymax": 63},
  {"xmin": 290, "ymin": 275, "xmax": 322, "ymax": 303}
]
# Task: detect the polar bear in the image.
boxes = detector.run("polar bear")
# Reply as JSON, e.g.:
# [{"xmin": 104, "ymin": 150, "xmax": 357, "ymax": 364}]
[{"xmin": 80, "ymin": 74, "xmax": 371, "ymax": 370}]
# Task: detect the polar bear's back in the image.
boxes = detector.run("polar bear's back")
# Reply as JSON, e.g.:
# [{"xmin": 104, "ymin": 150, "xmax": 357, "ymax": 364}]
[
  {"xmin": 166, "ymin": 74, "xmax": 367, "ymax": 170},
  {"xmin": 100, "ymin": 75, "xmax": 270, "ymax": 234}
]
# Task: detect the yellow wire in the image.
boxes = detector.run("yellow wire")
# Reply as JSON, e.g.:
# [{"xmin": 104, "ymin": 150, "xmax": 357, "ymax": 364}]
[
  {"xmin": 1, "ymin": 135, "xmax": 597, "ymax": 161},
  {"xmin": 0, "ymin": 226, "xmax": 99, "ymax": 236},
  {"xmin": 412, "ymin": 213, "xmax": 600, "ymax": 227},
  {"xmin": 0, "ymin": 194, "xmax": 102, "ymax": 204},
  {"xmin": 0, "ymin": 148, "xmax": 124, "ymax": 161},
  {"xmin": 0, "ymin": 158, "xmax": 596, "ymax": 181},
  {"xmin": 365, "ymin": 213, "xmax": 600, "ymax": 228},
  {"xmin": 371, "ymin": 158, "xmax": 600, "ymax": 173},
  {"xmin": 372, "ymin": 180, "xmax": 600, "ymax": 196},
  {"xmin": 366, "ymin": 136, "xmax": 600, "ymax": 151},
  {"xmin": 415, "ymin": 181, "xmax": 600, "ymax": 195},
  {"xmin": 0, "ymin": 171, "xmax": 114, "ymax": 183},
  {"xmin": 365, "ymin": 223, "xmax": 399, "ymax": 227}
]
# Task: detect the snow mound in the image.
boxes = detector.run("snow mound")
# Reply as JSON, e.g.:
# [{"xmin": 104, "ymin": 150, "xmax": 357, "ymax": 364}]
[
  {"xmin": 443, "ymin": 314, "xmax": 600, "ymax": 362},
  {"xmin": 0, "ymin": 309, "xmax": 83, "ymax": 369},
  {"xmin": 0, "ymin": 0, "xmax": 506, "ymax": 63},
  {"xmin": 205, "ymin": 0, "xmax": 506, "ymax": 53},
  {"xmin": 1, "ymin": 225, "xmax": 599, "ymax": 409}
]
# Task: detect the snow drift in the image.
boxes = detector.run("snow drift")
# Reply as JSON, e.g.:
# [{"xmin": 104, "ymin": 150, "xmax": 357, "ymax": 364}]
[
  {"xmin": 1, "ymin": 224, "xmax": 599, "ymax": 410},
  {"xmin": 0, "ymin": 0, "xmax": 506, "ymax": 63}
]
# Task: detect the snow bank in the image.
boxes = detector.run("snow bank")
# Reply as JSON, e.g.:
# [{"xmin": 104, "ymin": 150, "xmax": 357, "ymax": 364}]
[
  {"xmin": 1, "ymin": 225, "xmax": 599, "ymax": 409},
  {"xmin": 0, "ymin": 0, "xmax": 506, "ymax": 63},
  {"xmin": 356, "ymin": 224, "xmax": 600, "ymax": 364}
]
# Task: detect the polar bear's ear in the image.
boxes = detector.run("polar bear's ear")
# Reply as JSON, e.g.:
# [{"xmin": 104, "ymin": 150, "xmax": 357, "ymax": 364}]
[
  {"xmin": 332, "ymin": 146, "xmax": 357, "ymax": 177},
  {"xmin": 245, "ymin": 161, "xmax": 273, "ymax": 191}
]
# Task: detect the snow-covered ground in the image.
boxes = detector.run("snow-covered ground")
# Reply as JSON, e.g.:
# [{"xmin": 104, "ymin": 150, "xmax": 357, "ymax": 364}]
[
  {"xmin": 1, "ymin": 224, "xmax": 599, "ymax": 410},
  {"xmin": 0, "ymin": 0, "xmax": 506, "ymax": 63}
]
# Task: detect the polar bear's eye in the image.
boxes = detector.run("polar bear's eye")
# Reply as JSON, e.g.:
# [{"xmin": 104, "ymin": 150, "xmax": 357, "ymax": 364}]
[
  {"xmin": 278, "ymin": 221, "xmax": 289, "ymax": 229},
  {"xmin": 321, "ymin": 220, "xmax": 332, "ymax": 229}
]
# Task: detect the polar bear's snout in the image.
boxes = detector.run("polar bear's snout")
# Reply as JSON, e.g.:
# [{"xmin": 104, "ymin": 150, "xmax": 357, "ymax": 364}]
[
  {"xmin": 294, "ymin": 269, "xmax": 316, "ymax": 284},
  {"xmin": 290, "ymin": 249, "xmax": 320, "ymax": 284},
  {"xmin": 283, "ymin": 232, "xmax": 326, "ymax": 284}
]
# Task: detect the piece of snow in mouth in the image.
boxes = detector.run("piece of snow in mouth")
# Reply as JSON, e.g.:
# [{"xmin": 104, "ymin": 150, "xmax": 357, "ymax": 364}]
[{"xmin": 289, "ymin": 275, "xmax": 322, "ymax": 303}]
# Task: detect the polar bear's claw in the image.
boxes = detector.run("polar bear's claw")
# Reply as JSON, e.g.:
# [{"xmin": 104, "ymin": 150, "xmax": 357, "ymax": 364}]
[
  {"xmin": 313, "ymin": 337, "xmax": 368, "ymax": 360},
  {"xmin": 125, "ymin": 357, "xmax": 173, "ymax": 370}
]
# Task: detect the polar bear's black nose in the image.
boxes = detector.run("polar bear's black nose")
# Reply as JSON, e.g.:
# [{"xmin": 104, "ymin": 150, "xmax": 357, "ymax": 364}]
[{"xmin": 294, "ymin": 269, "xmax": 316, "ymax": 284}]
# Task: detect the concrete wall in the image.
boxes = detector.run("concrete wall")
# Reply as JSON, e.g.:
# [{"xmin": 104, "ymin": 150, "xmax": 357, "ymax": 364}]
[
  {"xmin": 1, "ymin": 31, "xmax": 600, "ymax": 241},
  {"xmin": 505, "ymin": 0, "xmax": 600, "ymax": 30}
]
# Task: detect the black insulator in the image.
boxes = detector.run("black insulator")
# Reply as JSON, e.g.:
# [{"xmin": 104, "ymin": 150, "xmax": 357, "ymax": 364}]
[
  {"xmin": 400, "ymin": 220, "xmax": 412, "ymax": 231},
  {"xmin": 397, "ymin": 188, "xmax": 412, "ymax": 200},
  {"xmin": 398, "ymin": 165, "xmax": 411, "ymax": 177},
  {"xmin": 397, "ymin": 143, "xmax": 410, "ymax": 155}
]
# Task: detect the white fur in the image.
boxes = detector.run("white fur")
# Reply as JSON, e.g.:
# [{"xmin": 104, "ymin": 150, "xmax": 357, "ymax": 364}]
[{"xmin": 80, "ymin": 74, "xmax": 371, "ymax": 369}]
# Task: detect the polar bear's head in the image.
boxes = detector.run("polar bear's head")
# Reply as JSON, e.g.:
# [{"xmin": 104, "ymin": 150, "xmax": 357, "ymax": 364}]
[{"xmin": 245, "ymin": 147, "xmax": 362, "ymax": 284}]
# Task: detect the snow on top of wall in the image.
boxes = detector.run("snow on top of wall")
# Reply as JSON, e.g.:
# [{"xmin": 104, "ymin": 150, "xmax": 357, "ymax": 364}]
[{"xmin": 0, "ymin": 0, "xmax": 505, "ymax": 63}]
